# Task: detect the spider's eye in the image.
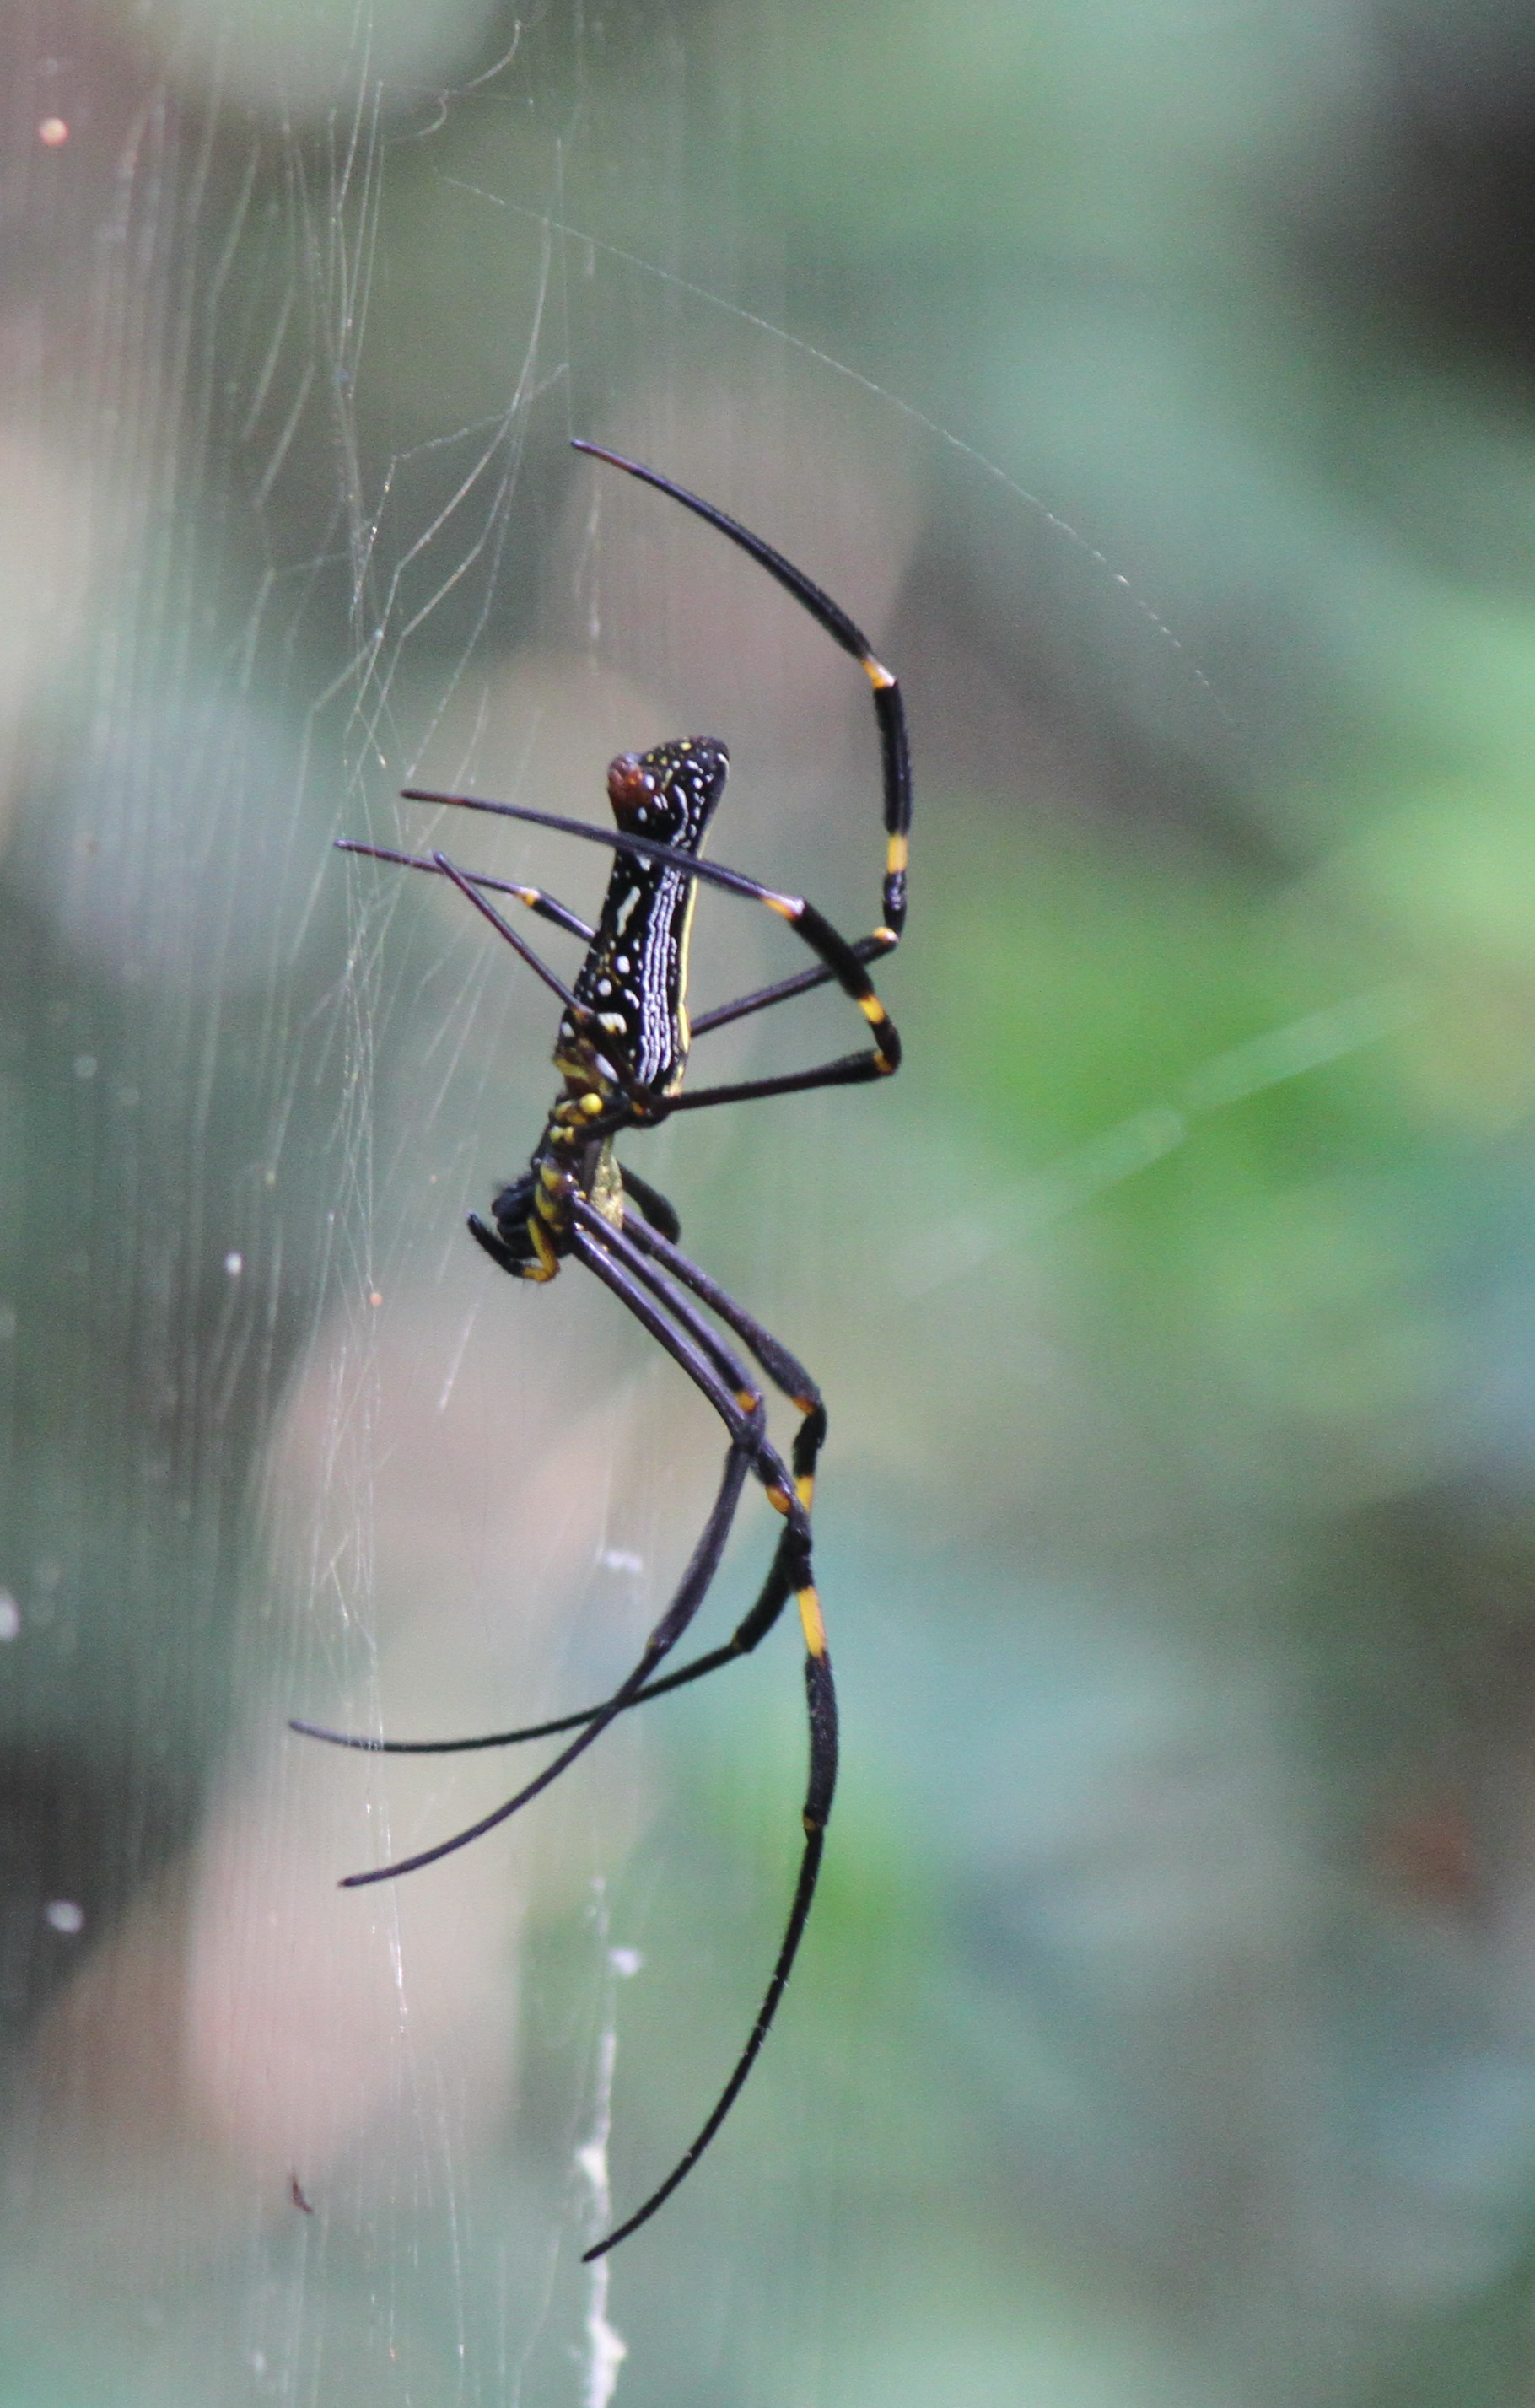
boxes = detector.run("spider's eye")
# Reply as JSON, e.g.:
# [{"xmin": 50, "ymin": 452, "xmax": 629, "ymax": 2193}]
[{"xmin": 606, "ymin": 753, "xmax": 653, "ymax": 825}]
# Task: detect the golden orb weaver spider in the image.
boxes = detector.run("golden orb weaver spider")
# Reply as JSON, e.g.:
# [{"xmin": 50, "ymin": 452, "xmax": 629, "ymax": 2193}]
[{"xmin": 294, "ymin": 439, "xmax": 910, "ymax": 2256}]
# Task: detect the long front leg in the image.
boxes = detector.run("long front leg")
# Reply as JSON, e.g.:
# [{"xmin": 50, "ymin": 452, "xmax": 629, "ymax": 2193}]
[
  {"xmin": 570, "ymin": 438, "xmax": 911, "ymax": 943},
  {"xmin": 335, "ymin": 837, "xmax": 595, "ymax": 943}
]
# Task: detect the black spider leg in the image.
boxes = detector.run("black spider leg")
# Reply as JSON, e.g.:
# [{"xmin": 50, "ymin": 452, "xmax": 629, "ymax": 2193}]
[
  {"xmin": 324, "ymin": 1176, "xmax": 809, "ymax": 1878},
  {"xmin": 292, "ymin": 1206, "xmax": 823, "ymax": 1759},
  {"xmin": 608, "ymin": 1208, "xmax": 825, "ymax": 1683},
  {"xmin": 428, "ymin": 850, "xmax": 592, "ymax": 1018},
  {"xmin": 571, "ymin": 437, "xmax": 912, "ymax": 945},
  {"xmin": 399, "ymin": 791, "xmax": 902, "ymax": 1095},
  {"xmin": 617, "ymin": 1162, "xmax": 681, "ymax": 1244},
  {"xmin": 690, "ymin": 936, "xmax": 893, "ymax": 1037},
  {"xmin": 565, "ymin": 1206, "xmax": 835, "ymax": 2259},
  {"xmin": 335, "ymin": 836, "xmax": 595, "ymax": 945},
  {"xmin": 331, "ymin": 1276, "xmax": 771, "ymax": 1888}
]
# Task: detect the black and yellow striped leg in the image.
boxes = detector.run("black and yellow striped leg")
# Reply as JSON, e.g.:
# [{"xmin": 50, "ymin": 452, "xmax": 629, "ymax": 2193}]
[
  {"xmin": 567, "ymin": 1217, "xmax": 837, "ymax": 2259},
  {"xmin": 288, "ymin": 1555, "xmax": 796, "ymax": 1760},
  {"xmin": 326, "ymin": 1186, "xmax": 796, "ymax": 1883},
  {"xmin": 294, "ymin": 1212, "xmax": 823, "ymax": 1762},
  {"xmin": 690, "ymin": 930, "xmax": 896, "ymax": 1039},
  {"xmin": 571, "ymin": 437, "xmax": 911, "ymax": 942},
  {"xmin": 620, "ymin": 1208, "xmax": 827, "ymax": 1528},
  {"xmin": 338, "ymin": 838, "xmax": 894, "ymax": 1044},
  {"xmin": 584, "ymin": 1640, "xmax": 837, "ymax": 2260},
  {"xmin": 334, "ymin": 841, "xmax": 898, "ymax": 1042},
  {"xmin": 571, "ymin": 1204, "xmax": 806, "ymax": 1528},
  {"xmin": 572, "ymin": 1215, "xmax": 823, "ymax": 1713}
]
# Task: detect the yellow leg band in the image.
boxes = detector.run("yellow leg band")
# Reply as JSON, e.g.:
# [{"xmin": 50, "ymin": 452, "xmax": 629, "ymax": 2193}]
[{"xmin": 796, "ymin": 1586, "xmax": 827, "ymax": 1658}]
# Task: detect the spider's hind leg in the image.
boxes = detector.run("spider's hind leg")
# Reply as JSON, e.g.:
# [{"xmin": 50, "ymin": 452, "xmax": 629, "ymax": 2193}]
[{"xmin": 618, "ymin": 1161, "xmax": 681, "ymax": 1243}]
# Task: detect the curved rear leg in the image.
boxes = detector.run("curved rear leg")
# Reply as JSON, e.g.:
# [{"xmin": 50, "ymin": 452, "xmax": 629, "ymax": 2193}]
[
  {"xmin": 337, "ymin": 1427, "xmax": 756, "ymax": 1885},
  {"xmin": 305, "ymin": 1199, "xmax": 805, "ymax": 1867},
  {"xmin": 293, "ymin": 1211, "xmax": 823, "ymax": 1759},
  {"xmin": 568, "ymin": 1222, "xmax": 837, "ymax": 2257}
]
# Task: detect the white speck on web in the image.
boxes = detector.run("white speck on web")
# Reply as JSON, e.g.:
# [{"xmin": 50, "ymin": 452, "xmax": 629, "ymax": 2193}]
[{"xmin": 578, "ymin": 1884, "xmax": 629, "ymax": 2408}]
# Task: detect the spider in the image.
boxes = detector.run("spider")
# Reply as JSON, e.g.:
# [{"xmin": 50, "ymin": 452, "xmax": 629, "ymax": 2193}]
[{"xmin": 294, "ymin": 439, "xmax": 910, "ymax": 2257}]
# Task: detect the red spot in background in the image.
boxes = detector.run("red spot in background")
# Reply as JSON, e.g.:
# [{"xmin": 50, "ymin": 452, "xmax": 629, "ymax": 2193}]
[{"xmin": 1372, "ymin": 1798, "xmax": 1478, "ymax": 1914}]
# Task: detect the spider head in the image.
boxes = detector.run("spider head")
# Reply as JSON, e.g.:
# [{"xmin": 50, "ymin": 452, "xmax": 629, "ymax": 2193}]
[{"xmin": 606, "ymin": 738, "xmax": 728, "ymax": 853}]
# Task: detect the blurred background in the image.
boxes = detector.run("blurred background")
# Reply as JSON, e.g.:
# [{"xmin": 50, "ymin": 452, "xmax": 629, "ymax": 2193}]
[{"xmin": 5, "ymin": 0, "xmax": 1535, "ymax": 2400}]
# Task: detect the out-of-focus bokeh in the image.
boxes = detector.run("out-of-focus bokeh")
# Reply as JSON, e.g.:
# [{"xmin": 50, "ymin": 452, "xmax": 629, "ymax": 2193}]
[{"xmin": 6, "ymin": 0, "xmax": 1535, "ymax": 2400}]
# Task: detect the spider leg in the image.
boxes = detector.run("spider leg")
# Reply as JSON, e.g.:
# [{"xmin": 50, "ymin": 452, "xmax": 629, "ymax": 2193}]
[
  {"xmin": 350, "ymin": 840, "xmax": 653, "ymax": 1116},
  {"xmin": 617, "ymin": 1161, "xmax": 681, "ymax": 1244},
  {"xmin": 399, "ymin": 792, "xmax": 902, "ymax": 1083},
  {"xmin": 584, "ymin": 1642, "xmax": 835, "ymax": 2259},
  {"xmin": 291, "ymin": 1212, "xmax": 818, "ymax": 1769},
  {"xmin": 690, "ymin": 932, "xmax": 895, "ymax": 1038},
  {"xmin": 336, "ymin": 837, "xmax": 594, "ymax": 943},
  {"xmin": 571, "ymin": 438, "xmax": 911, "ymax": 944},
  {"xmin": 661, "ymin": 1051, "xmax": 890, "ymax": 1112},
  {"xmin": 599, "ymin": 1207, "xmax": 826, "ymax": 1708},
  {"xmin": 292, "ymin": 1560, "xmax": 791, "ymax": 1759},
  {"xmin": 620, "ymin": 1210, "xmax": 826, "ymax": 1519},
  {"xmin": 336, "ymin": 1419, "xmax": 757, "ymax": 1887},
  {"xmin": 568, "ymin": 1215, "xmax": 836, "ymax": 2259},
  {"xmin": 428, "ymin": 850, "xmax": 591, "ymax": 1018},
  {"xmin": 331, "ymin": 1206, "xmax": 799, "ymax": 1885},
  {"xmin": 569, "ymin": 1199, "xmax": 807, "ymax": 1536},
  {"xmin": 466, "ymin": 1213, "xmax": 531, "ymax": 1278}
]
